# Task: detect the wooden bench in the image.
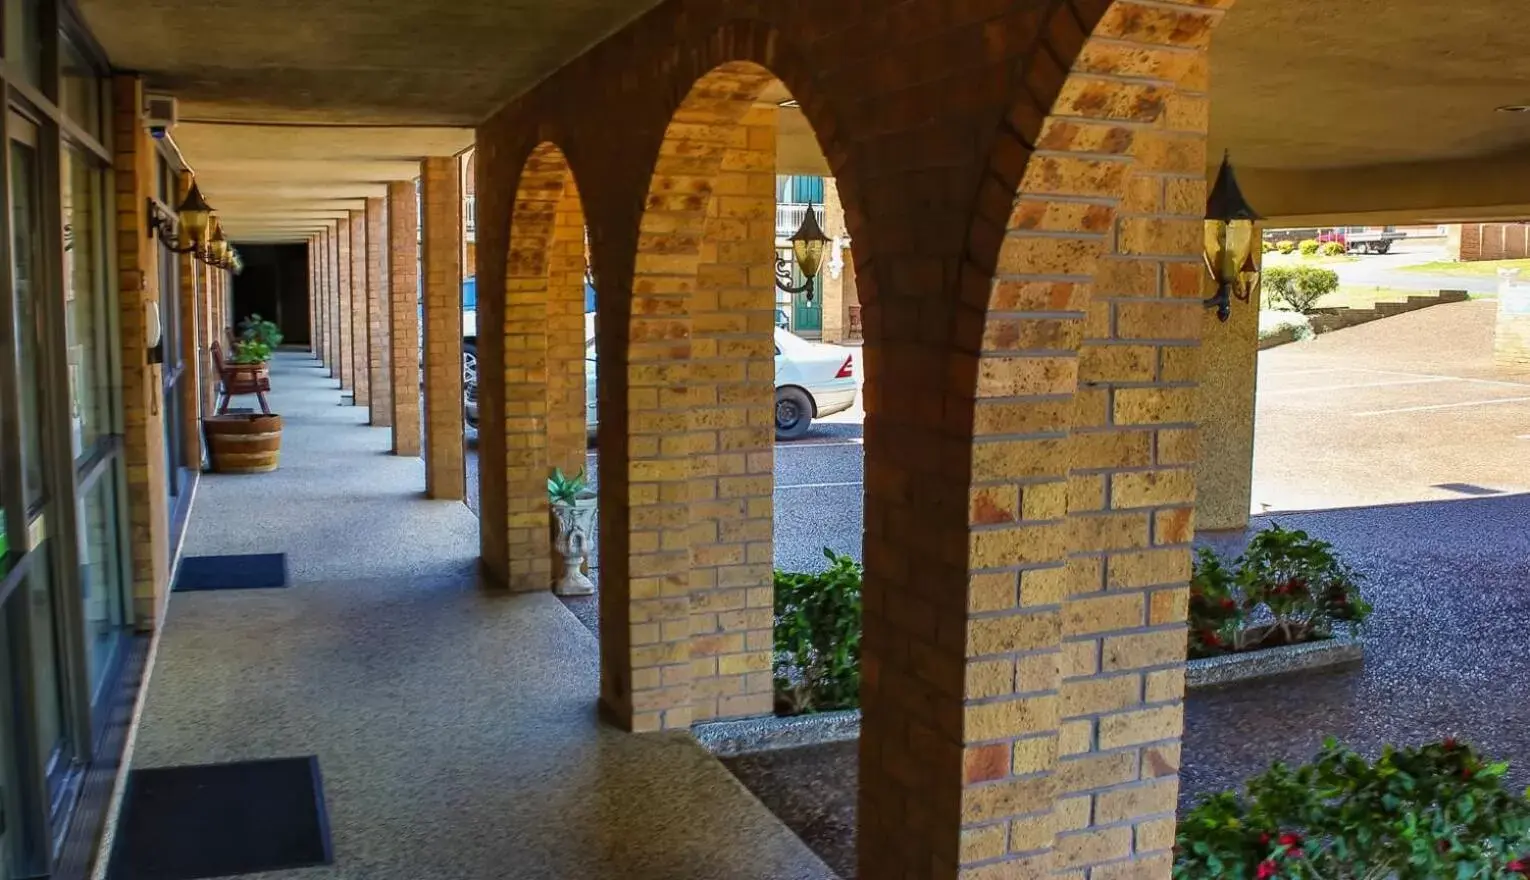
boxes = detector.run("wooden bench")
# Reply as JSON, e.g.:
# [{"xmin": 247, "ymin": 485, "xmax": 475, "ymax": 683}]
[{"xmin": 211, "ymin": 341, "xmax": 272, "ymax": 415}]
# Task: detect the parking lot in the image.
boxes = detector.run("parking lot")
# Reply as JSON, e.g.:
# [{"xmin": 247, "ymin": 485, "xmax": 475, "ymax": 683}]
[{"xmin": 1253, "ymin": 298, "xmax": 1530, "ymax": 514}]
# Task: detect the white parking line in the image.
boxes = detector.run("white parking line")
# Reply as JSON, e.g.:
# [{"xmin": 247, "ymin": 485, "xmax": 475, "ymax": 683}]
[
  {"xmin": 778, "ymin": 439, "xmax": 863, "ymax": 449},
  {"xmin": 1264, "ymin": 377, "xmax": 1453, "ymax": 395},
  {"xmin": 775, "ymin": 481, "xmax": 863, "ymax": 490},
  {"xmin": 1352, "ymin": 368, "xmax": 1530, "ymax": 390},
  {"xmin": 1355, "ymin": 396, "xmax": 1530, "ymax": 417}
]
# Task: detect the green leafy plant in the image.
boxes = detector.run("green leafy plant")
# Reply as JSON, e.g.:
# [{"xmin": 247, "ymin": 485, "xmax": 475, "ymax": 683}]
[
  {"xmin": 1277, "ymin": 240, "xmax": 1297, "ymax": 255},
  {"xmin": 547, "ymin": 467, "xmax": 592, "ymax": 506},
  {"xmin": 1298, "ymin": 238, "xmax": 1321, "ymax": 256},
  {"xmin": 239, "ymin": 314, "xmax": 284, "ymax": 349},
  {"xmin": 774, "ymin": 548, "xmax": 862, "ymax": 715},
  {"xmin": 1264, "ymin": 266, "xmax": 1340, "ymax": 314},
  {"xmin": 1175, "ymin": 738, "xmax": 1530, "ymax": 879},
  {"xmin": 1320, "ymin": 240, "xmax": 1347, "ymax": 256},
  {"xmin": 1262, "ymin": 240, "xmax": 1276, "ymax": 254},
  {"xmin": 1189, "ymin": 524, "xmax": 1371, "ymax": 658},
  {"xmin": 231, "ymin": 339, "xmax": 271, "ymax": 364}
]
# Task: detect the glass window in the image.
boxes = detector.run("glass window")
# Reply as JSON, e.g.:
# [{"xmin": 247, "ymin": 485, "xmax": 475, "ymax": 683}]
[
  {"xmin": 23, "ymin": 543, "xmax": 68, "ymax": 789},
  {"xmin": 3, "ymin": 0, "xmax": 42, "ymax": 87},
  {"xmin": 63, "ymin": 148, "xmax": 112, "ymax": 459},
  {"xmin": 60, "ymin": 40, "xmax": 101, "ymax": 140},
  {"xmin": 78, "ymin": 471, "xmax": 124, "ymax": 696},
  {"xmin": 10, "ymin": 138, "xmax": 43, "ymax": 508}
]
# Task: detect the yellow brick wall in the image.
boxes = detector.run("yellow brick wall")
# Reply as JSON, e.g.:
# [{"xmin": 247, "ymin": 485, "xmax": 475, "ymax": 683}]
[
  {"xmin": 338, "ymin": 219, "xmax": 353, "ymax": 391},
  {"xmin": 367, "ymin": 196, "xmax": 393, "ymax": 424},
  {"xmin": 421, "ymin": 157, "xmax": 465, "ymax": 500},
  {"xmin": 387, "ymin": 180, "xmax": 423, "ymax": 454},
  {"xmin": 350, "ymin": 210, "xmax": 371, "ymax": 409},
  {"xmin": 111, "ymin": 75, "xmax": 171, "ymax": 628}
]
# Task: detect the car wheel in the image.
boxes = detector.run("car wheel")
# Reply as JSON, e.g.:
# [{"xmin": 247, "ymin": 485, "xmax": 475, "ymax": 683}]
[
  {"xmin": 463, "ymin": 342, "xmax": 478, "ymax": 428},
  {"xmin": 775, "ymin": 387, "xmax": 813, "ymax": 441}
]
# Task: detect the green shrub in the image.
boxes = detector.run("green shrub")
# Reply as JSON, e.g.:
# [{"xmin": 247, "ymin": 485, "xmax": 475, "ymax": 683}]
[
  {"xmin": 1175, "ymin": 739, "xmax": 1530, "ymax": 879},
  {"xmin": 1276, "ymin": 240, "xmax": 1297, "ymax": 255},
  {"xmin": 1188, "ymin": 524, "xmax": 1370, "ymax": 657},
  {"xmin": 1298, "ymin": 239, "xmax": 1321, "ymax": 255},
  {"xmin": 1263, "ymin": 265, "xmax": 1340, "ymax": 314},
  {"xmin": 238, "ymin": 313, "xmax": 283, "ymax": 349},
  {"xmin": 1261, "ymin": 240, "xmax": 1276, "ymax": 254},
  {"xmin": 774, "ymin": 548, "xmax": 862, "ymax": 714},
  {"xmin": 231, "ymin": 339, "xmax": 271, "ymax": 364},
  {"xmin": 1320, "ymin": 240, "xmax": 1347, "ymax": 256}
]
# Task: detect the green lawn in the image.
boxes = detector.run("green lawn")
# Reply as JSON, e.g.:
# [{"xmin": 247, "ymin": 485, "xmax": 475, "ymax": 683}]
[
  {"xmin": 1264, "ymin": 285, "xmax": 1485, "ymax": 312},
  {"xmin": 1397, "ymin": 258, "xmax": 1530, "ymax": 278}
]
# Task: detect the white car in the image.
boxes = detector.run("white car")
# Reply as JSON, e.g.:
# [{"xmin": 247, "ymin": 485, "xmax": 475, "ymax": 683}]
[{"xmin": 583, "ymin": 320, "xmax": 857, "ymax": 441}]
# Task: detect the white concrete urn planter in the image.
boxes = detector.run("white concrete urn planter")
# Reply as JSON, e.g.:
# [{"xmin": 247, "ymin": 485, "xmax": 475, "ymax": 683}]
[{"xmin": 552, "ymin": 498, "xmax": 597, "ymax": 596}]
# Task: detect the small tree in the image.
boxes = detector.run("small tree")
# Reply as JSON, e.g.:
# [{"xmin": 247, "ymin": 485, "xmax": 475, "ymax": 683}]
[
  {"xmin": 1320, "ymin": 240, "xmax": 1347, "ymax": 256},
  {"xmin": 1276, "ymin": 240, "xmax": 1297, "ymax": 255},
  {"xmin": 1298, "ymin": 239, "xmax": 1321, "ymax": 255},
  {"xmin": 1264, "ymin": 266, "xmax": 1339, "ymax": 314}
]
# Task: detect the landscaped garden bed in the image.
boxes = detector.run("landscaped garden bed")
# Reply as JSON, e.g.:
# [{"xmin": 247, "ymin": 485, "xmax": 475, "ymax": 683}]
[{"xmin": 1188, "ymin": 524, "xmax": 1371, "ymax": 690}]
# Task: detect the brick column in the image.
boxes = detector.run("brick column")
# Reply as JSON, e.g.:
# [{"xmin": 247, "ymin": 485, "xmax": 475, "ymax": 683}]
[
  {"xmin": 1196, "ymin": 228, "xmax": 1262, "ymax": 531},
  {"xmin": 111, "ymin": 75, "xmax": 171, "ymax": 628},
  {"xmin": 819, "ymin": 179, "xmax": 848, "ymax": 343},
  {"xmin": 367, "ymin": 196, "xmax": 392, "ymax": 424},
  {"xmin": 387, "ymin": 180, "xmax": 422, "ymax": 454},
  {"xmin": 338, "ymin": 219, "xmax": 353, "ymax": 391},
  {"xmin": 420, "ymin": 157, "xmax": 465, "ymax": 499},
  {"xmin": 350, "ymin": 209, "xmax": 371, "ymax": 408},
  {"xmin": 329, "ymin": 225, "xmax": 342, "ymax": 380},
  {"xmin": 318, "ymin": 233, "xmax": 330, "ymax": 366},
  {"xmin": 177, "ymin": 172, "xmax": 203, "ymax": 470},
  {"xmin": 310, "ymin": 236, "xmax": 322, "ymax": 359},
  {"xmin": 686, "ymin": 103, "xmax": 777, "ymax": 723}
]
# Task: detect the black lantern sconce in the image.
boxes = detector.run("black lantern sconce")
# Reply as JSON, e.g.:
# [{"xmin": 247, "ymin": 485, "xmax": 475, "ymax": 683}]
[
  {"xmin": 1203, "ymin": 152, "xmax": 1262, "ymax": 323},
  {"xmin": 776, "ymin": 204, "xmax": 831, "ymax": 303}
]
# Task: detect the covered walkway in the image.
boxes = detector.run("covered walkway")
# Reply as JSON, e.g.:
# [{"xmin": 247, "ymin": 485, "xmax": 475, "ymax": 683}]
[{"xmin": 121, "ymin": 352, "xmax": 831, "ymax": 880}]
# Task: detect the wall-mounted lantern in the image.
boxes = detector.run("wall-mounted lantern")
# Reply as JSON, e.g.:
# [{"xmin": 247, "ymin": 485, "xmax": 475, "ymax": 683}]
[
  {"xmin": 1203, "ymin": 152, "xmax": 1262, "ymax": 322},
  {"xmin": 776, "ymin": 204, "xmax": 831, "ymax": 303},
  {"xmin": 147, "ymin": 181, "xmax": 215, "ymax": 257}
]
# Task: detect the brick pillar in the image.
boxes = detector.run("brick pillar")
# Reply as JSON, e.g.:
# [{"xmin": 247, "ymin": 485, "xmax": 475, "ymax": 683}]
[
  {"xmin": 421, "ymin": 157, "xmax": 465, "ymax": 499},
  {"xmin": 350, "ymin": 209, "xmax": 371, "ymax": 408},
  {"xmin": 111, "ymin": 75, "xmax": 170, "ymax": 628},
  {"xmin": 387, "ymin": 180, "xmax": 422, "ymax": 455},
  {"xmin": 176, "ymin": 173, "xmax": 203, "ymax": 470},
  {"xmin": 366, "ymin": 196, "xmax": 392, "ymax": 424},
  {"xmin": 329, "ymin": 225, "xmax": 342, "ymax": 380},
  {"xmin": 338, "ymin": 219, "xmax": 353, "ymax": 391},
  {"xmin": 1196, "ymin": 227, "xmax": 1262, "ymax": 531},
  {"xmin": 1460, "ymin": 224, "xmax": 1484, "ymax": 262},
  {"xmin": 311, "ymin": 236, "xmax": 323, "ymax": 359},
  {"xmin": 819, "ymin": 179, "xmax": 848, "ymax": 343},
  {"xmin": 686, "ymin": 103, "xmax": 777, "ymax": 723},
  {"xmin": 1484, "ymin": 223, "xmax": 1506, "ymax": 261}
]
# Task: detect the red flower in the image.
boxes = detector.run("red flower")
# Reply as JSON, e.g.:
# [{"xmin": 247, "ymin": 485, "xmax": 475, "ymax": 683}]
[
  {"xmin": 1462, "ymin": 765, "xmax": 1476, "ymax": 780},
  {"xmin": 1220, "ymin": 598, "xmax": 1236, "ymax": 610},
  {"xmin": 1258, "ymin": 833, "xmax": 1271, "ymax": 845},
  {"xmin": 1257, "ymin": 860, "xmax": 1278, "ymax": 879},
  {"xmin": 1443, "ymin": 737, "xmax": 1458, "ymax": 751},
  {"xmin": 1278, "ymin": 833, "xmax": 1303, "ymax": 847},
  {"xmin": 1507, "ymin": 859, "xmax": 1528, "ymax": 875},
  {"xmin": 1199, "ymin": 630, "xmax": 1222, "ymax": 647}
]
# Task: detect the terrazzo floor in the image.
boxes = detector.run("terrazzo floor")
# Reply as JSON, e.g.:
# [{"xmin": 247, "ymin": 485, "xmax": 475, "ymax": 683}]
[{"xmin": 121, "ymin": 352, "xmax": 834, "ymax": 880}]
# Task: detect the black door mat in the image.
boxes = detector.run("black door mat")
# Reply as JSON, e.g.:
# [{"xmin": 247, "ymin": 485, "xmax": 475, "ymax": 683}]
[
  {"xmin": 108, "ymin": 755, "xmax": 333, "ymax": 880},
  {"xmin": 173, "ymin": 553, "xmax": 288, "ymax": 592}
]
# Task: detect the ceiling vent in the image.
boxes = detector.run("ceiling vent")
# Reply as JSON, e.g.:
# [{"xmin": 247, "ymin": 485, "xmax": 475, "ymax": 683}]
[{"xmin": 144, "ymin": 93, "xmax": 178, "ymax": 137}]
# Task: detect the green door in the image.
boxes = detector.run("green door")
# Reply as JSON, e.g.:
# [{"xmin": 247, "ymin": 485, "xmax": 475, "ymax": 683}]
[{"xmin": 793, "ymin": 282, "xmax": 822, "ymax": 336}]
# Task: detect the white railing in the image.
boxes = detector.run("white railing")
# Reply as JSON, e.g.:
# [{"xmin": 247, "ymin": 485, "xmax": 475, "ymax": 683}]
[{"xmin": 776, "ymin": 202, "xmax": 809, "ymax": 239}]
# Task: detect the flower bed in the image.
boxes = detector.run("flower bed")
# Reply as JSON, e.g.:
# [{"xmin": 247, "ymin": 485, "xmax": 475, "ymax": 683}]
[
  {"xmin": 1188, "ymin": 525, "xmax": 1371, "ymax": 684},
  {"xmin": 1177, "ymin": 739, "xmax": 1530, "ymax": 878}
]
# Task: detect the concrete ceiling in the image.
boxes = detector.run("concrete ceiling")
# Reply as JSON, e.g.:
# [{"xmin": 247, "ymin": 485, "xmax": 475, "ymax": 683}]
[
  {"xmin": 79, "ymin": 0, "xmax": 664, "ymax": 241},
  {"xmin": 81, "ymin": 0, "xmax": 1530, "ymax": 238},
  {"xmin": 1209, "ymin": 0, "xmax": 1530, "ymax": 172}
]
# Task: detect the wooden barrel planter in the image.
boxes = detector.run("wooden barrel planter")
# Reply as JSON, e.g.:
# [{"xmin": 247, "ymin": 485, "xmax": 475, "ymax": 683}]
[{"xmin": 204, "ymin": 414, "xmax": 283, "ymax": 474}]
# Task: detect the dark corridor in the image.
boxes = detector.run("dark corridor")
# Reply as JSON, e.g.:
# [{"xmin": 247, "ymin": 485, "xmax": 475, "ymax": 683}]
[{"xmin": 232, "ymin": 244, "xmax": 310, "ymax": 345}]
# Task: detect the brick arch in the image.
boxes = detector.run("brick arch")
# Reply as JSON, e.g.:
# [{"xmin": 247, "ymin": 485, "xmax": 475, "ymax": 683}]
[
  {"xmin": 946, "ymin": 2, "xmax": 1233, "ymax": 877},
  {"xmin": 476, "ymin": 141, "xmax": 592, "ymax": 591}
]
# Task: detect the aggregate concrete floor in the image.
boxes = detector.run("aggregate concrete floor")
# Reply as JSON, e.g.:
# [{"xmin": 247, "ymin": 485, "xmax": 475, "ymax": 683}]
[
  {"xmin": 123, "ymin": 352, "xmax": 835, "ymax": 880},
  {"xmin": 725, "ymin": 300, "xmax": 1530, "ymax": 878}
]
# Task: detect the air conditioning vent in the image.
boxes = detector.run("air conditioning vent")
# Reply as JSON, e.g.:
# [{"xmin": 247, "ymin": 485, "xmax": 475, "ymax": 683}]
[{"xmin": 144, "ymin": 93, "xmax": 178, "ymax": 133}]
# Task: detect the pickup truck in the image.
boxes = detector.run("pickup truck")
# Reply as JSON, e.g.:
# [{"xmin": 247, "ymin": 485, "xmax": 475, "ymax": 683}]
[{"xmin": 1268, "ymin": 227, "xmax": 1406, "ymax": 255}]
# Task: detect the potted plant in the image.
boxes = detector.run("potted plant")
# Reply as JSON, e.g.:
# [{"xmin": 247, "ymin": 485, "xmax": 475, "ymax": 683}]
[
  {"xmin": 547, "ymin": 467, "xmax": 596, "ymax": 596},
  {"xmin": 239, "ymin": 313, "xmax": 284, "ymax": 349}
]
